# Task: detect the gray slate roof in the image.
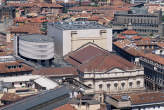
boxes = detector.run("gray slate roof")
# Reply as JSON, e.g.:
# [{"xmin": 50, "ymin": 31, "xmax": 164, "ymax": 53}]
[
  {"xmin": 0, "ymin": 86, "xmax": 71, "ymax": 110},
  {"xmin": 19, "ymin": 34, "xmax": 54, "ymax": 43}
]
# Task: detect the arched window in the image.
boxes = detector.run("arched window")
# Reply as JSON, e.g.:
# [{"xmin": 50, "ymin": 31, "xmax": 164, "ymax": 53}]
[
  {"xmin": 114, "ymin": 83, "xmax": 118, "ymax": 90},
  {"xmin": 160, "ymin": 50, "xmax": 162, "ymax": 55},
  {"xmin": 129, "ymin": 82, "xmax": 133, "ymax": 88},
  {"xmin": 137, "ymin": 81, "xmax": 140, "ymax": 87},
  {"xmin": 107, "ymin": 84, "xmax": 110, "ymax": 91},
  {"xmin": 121, "ymin": 83, "xmax": 125, "ymax": 89}
]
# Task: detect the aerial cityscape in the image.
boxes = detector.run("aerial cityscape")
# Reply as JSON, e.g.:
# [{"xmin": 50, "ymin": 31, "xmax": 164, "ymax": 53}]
[{"xmin": 0, "ymin": 0, "xmax": 164, "ymax": 110}]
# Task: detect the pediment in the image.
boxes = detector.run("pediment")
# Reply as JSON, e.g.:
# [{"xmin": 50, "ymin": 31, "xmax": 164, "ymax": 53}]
[{"xmin": 106, "ymin": 67, "xmax": 125, "ymax": 73}]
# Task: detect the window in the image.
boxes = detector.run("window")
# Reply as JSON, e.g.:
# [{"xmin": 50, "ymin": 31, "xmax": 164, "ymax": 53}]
[
  {"xmin": 18, "ymin": 65, "xmax": 23, "ymax": 68},
  {"xmin": 129, "ymin": 82, "xmax": 133, "ymax": 88},
  {"xmin": 71, "ymin": 31, "xmax": 77, "ymax": 37},
  {"xmin": 114, "ymin": 83, "xmax": 118, "ymax": 90},
  {"xmin": 99, "ymin": 84, "xmax": 103, "ymax": 90},
  {"xmin": 160, "ymin": 50, "xmax": 162, "ymax": 54},
  {"xmin": 121, "ymin": 83, "xmax": 125, "ymax": 89},
  {"xmin": 71, "ymin": 31, "xmax": 77, "ymax": 34},
  {"xmin": 107, "ymin": 84, "xmax": 110, "ymax": 91},
  {"xmin": 137, "ymin": 81, "xmax": 140, "ymax": 87},
  {"xmin": 100, "ymin": 30, "xmax": 107, "ymax": 35},
  {"xmin": 13, "ymin": 66, "xmax": 16, "ymax": 68},
  {"xmin": 8, "ymin": 66, "xmax": 11, "ymax": 69},
  {"xmin": 88, "ymin": 84, "xmax": 92, "ymax": 88}
]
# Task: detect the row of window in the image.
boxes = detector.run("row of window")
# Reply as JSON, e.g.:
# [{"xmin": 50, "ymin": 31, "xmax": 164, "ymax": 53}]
[
  {"xmin": 71, "ymin": 30, "xmax": 107, "ymax": 36},
  {"xmin": 134, "ymin": 29, "xmax": 158, "ymax": 33},
  {"xmin": 133, "ymin": 24, "xmax": 158, "ymax": 27},
  {"xmin": 123, "ymin": 18, "xmax": 158, "ymax": 24},
  {"xmin": 116, "ymin": 14, "xmax": 157, "ymax": 18},
  {"xmin": 7, "ymin": 65, "xmax": 23, "ymax": 69},
  {"xmin": 88, "ymin": 81, "xmax": 141, "ymax": 90}
]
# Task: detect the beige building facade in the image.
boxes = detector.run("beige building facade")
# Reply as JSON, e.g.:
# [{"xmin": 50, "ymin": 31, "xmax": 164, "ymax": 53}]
[
  {"xmin": 48, "ymin": 21, "xmax": 112, "ymax": 56},
  {"xmin": 64, "ymin": 43, "xmax": 145, "ymax": 95},
  {"xmin": 82, "ymin": 68, "xmax": 145, "ymax": 94}
]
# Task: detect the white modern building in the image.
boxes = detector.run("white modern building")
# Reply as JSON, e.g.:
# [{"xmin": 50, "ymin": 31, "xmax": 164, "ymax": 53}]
[
  {"xmin": 48, "ymin": 21, "xmax": 112, "ymax": 56},
  {"xmin": 14, "ymin": 34, "xmax": 55, "ymax": 66}
]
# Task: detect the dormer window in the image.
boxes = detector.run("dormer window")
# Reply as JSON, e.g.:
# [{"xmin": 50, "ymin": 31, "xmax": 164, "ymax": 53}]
[
  {"xmin": 7, "ymin": 66, "xmax": 11, "ymax": 69},
  {"xmin": 7, "ymin": 65, "xmax": 23, "ymax": 69},
  {"xmin": 18, "ymin": 65, "xmax": 23, "ymax": 68}
]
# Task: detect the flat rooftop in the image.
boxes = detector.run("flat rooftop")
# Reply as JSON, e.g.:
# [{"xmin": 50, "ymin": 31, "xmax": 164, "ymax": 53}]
[
  {"xmin": 53, "ymin": 21, "xmax": 108, "ymax": 30},
  {"xmin": 19, "ymin": 34, "xmax": 53, "ymax": 43}
]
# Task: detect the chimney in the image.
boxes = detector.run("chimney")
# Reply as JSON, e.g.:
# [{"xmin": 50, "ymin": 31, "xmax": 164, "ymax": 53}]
[{"xmin": 51, "ymin": 0, "xmax": 56, "ymax": 3}]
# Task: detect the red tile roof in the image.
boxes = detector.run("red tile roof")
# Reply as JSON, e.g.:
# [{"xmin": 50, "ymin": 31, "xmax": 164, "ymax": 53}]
[
  {"xmin": 117, "ymin": 34, "xmax": 126, "ymax": 39},
  {"xmin": 14, "ymin": 16, "xmax": 48, "ymax": 23},
  {"xmin": 69, "ymin": 5, "xmax": 130, "ymax": 13},
  {"xmin": 113, "ymin": 40, "xmax": 145, "ymax": 57},
  {"xmin": 78, "ymin": 54, "xmax": 136, "ymax": 72},
  {"xmin": 65, "ymin": 43, "xmax": 137, "ymax": 72},
  {"xmin": 65, "ymin": 43, "xmax": 109, "ymax": 65},
  {"xmin": 143, "ymin": 53, "xmax": 164, "ymax": 65},
  {"xmin": 65, "ymin": 57, "xmax": 81, "ymax": 67},
  {"xmin": 130, "ymin": 92, "xmax": 164, "ymax": 105},
  {"xmin": 131, "ymin": 36, "xmax": 142, "ymax": 40},
  {"xmin": 141, "ymin": 37, "xmax": 151, "ymax": 41},
  {"xmin": 7, "ymin": 3, "xmax": 33, "ymax": 7},
  {"xmin": 14, "ymin": 17, "xmax": 26, "ymax": 22},
  {"xmin": 32, "ymin": 67, "xmax": 78, "ymax": 76},
  {"xmin": 38, "ymin": 3, "xmax": 63, "ymax": 8},
  {"xmin": 122, "ymin": 30, "xmax": 138, "ymax": 35},
  {"xmin": 112, "ymin": 91, "xmax": 164, "ymax": 105},
  {"xmin": 54, "ymin": 104, "xmax": 77, "ymax": 110},
  {"xmin": 113, "ymin": 40, "xmax": 131, "ymax": 48},
  {"xmin": 72, "ymin": 13, "xmax": 91, "ymax": 19},
  {"xmin": 0, "ymin": 61, "xmax": 33, "ymax": 74},
  {"xmin": 9, "ymin": 25, "xmax": 43, "ymax": 34},
  {"xmin": 7, "ymin": 3, "xmax": 62, "ymax": 8}
]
